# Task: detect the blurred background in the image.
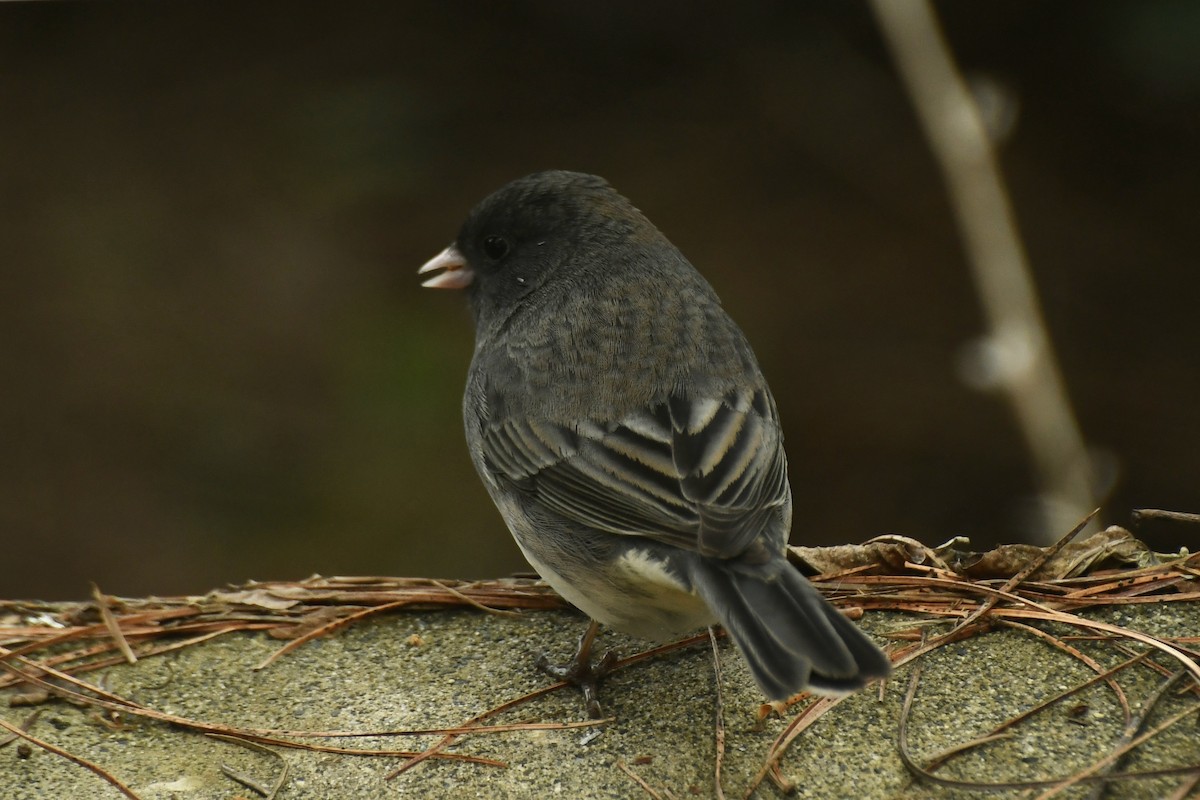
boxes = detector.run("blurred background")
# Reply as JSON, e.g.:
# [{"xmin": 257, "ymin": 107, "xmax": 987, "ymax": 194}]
[{"xmin": 3, "ymin": 1, "xmax": 1198, "ymax": 600}]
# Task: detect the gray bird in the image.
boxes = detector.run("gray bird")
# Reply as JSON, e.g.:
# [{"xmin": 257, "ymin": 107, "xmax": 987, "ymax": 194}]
[{"xmin": 419, "ymin": 170, "xmax": 890, "ymax": 716}]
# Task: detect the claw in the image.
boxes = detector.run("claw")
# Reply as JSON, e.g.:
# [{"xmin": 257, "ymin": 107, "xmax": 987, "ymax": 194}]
[{"xmin": 536, "ymin": 620, "xmax": 618, "ymax": 719}]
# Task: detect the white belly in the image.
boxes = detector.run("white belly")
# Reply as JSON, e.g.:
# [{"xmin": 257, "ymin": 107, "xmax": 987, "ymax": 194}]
[{"xmin": 518, "ymin": 539, "xmax": 715, "ymax": 641}]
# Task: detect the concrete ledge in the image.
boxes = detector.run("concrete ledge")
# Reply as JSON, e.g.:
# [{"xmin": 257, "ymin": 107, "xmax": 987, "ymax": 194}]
[{"xmin": 2, "ymin": 590, "xmax": 1199, "ymax": 798}]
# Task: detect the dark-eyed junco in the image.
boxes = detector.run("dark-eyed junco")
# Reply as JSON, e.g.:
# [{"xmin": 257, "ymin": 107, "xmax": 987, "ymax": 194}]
[{"xmin": 420, "ymin": 170, "xmax": 890, "ymax": 716}]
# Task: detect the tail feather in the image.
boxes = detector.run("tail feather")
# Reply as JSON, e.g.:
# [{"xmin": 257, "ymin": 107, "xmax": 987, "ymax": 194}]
[
  {"xmin": 694, "ymin": 565, "xmax": 811, "ymax": 698},
  {"xmin": 733, "ymin": 567, "xmax": 857, "ymax": 677},
  {"xmin": 690, "ymin": 556, "xmax": 890, "ymax": 700}
]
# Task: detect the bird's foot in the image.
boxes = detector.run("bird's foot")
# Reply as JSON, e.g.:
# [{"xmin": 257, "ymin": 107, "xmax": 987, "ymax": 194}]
[{"xmin": 536, "ymin": 619, "xmax": 618, "ymax": 719}]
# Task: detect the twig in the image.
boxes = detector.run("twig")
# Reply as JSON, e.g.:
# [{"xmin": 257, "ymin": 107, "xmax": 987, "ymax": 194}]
[
  {"xmin": 948, "ymin": 509, "xmax": 1096, "ymax": 637},
  {"xmin": 707, "ymin": 627, "xmax": 727, "ymax": 800},
  {"xmin": 617, "ymin": 759, "xmax": 666, "ymax": 800},
  {"xmin": 998, "ymin": 619, "xmax": 1132, "ymax": 724},
  {"xmin": 430, "ymin": 579, "xmax": 522, "ymax": 618},
  {"xmin": 1082, "ymin": 669, "xmax": 1189, "ymax": 800},
  {"xmin": 995, "ymin": 608, "xmax": 1200, "ymax": 686},
  {"xmin": 90, "ymin": 583, "xmax": 138, "ymax": 665},
  {"xmin": 898, "ymin": 661, "xmax": 1200, "ymax": 793},
  {"xmin": 0, "ymin": 645, "xmax": 149, "ymax": 710},
  {"xmin": 1032, "ymin": 700, "xmax": 1200, "ymax": 799},
  {"xmin": 1133, "ymin": 509, "xmax": 1200, "ymax": 526},
  {"xmin": 0, "ymin": 709, "xmax": 43, "ymax": 749},
  {"xmin": 1164, "ymin": 772, "xmax": 1200, "ymax": 800},
  {"xmin": 0, "ymin": 717, "xmax": 143, "ymax": 799},
  {"xmin": 870, "ymin": 0, "xmax": 1097, "ymax": 541},
  {"xmin": 0, "ymin": 648, "xmax": 503, "ymax": 765},
  {"xmin": 210, "ymin": 734, "xmax": 291, "ymax": 800},
  {"xmin": 386, "ymin": 634, "xmax": 709, "ymax": 778},
  {"xmin": 254, "ymin": 598, "xmax": 413, "ymax": 670},
  {"xmin": 219, "ymin": 764, "xmax": 272, "ymax": 797},
  {"xmin": 242, "ymin": 718, "xmax": 606, "ymax": 740},
  {"xmin": 921, "ymin": 651, "xmax": 1148, "ymax": 772},
  {"xmin": 211, "ymin": 734, "xmax": 504, "ymax": 765},
  {"xmin": 744, "ymin": 695, "xmax": 844, "ymax": 798}
]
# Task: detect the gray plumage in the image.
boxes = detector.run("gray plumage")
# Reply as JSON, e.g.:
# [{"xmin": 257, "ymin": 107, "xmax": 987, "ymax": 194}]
[{"xmin": 420, "ymin": 170, "xmax": 890, "ymax": 701}]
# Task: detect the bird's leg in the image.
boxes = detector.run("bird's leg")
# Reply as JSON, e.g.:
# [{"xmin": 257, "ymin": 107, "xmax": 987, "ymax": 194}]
[{"xmin": 535, "ymin": 619, "xmax": 618, "ymax": 719}]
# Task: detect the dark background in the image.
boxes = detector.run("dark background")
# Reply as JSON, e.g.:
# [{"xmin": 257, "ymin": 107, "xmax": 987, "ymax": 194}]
[{"xmin": 4, "ymin": 1, "xmax": 1198, "ymax": 600}]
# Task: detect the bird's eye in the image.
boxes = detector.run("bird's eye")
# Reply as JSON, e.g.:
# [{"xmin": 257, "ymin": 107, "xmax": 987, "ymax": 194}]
[{"xmin": 483, "ymin": 235, "xmax": 510, "ymax": 260}]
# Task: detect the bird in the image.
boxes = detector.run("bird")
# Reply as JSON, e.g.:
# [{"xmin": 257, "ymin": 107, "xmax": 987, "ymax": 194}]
[{"xmin": 419, "ymin": 170, "xmax": 891, "ymax": 716}]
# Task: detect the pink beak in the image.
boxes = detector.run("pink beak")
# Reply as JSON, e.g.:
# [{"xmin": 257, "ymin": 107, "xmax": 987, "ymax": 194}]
[{"xmin": 418, "ymin": 245, "xmax": 475, "ymax": 290}]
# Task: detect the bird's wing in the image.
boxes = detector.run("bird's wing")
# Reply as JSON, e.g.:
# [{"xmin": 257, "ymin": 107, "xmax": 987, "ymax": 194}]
[{"xmin": 480, "ymin": 387, "xmax": 790, "ymax": 558}]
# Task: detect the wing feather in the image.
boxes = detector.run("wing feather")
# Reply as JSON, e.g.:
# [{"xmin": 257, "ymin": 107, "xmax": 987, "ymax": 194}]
[{"xmin": 480, "ymin": 387, "xmax": 790, "ymax": 558}]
